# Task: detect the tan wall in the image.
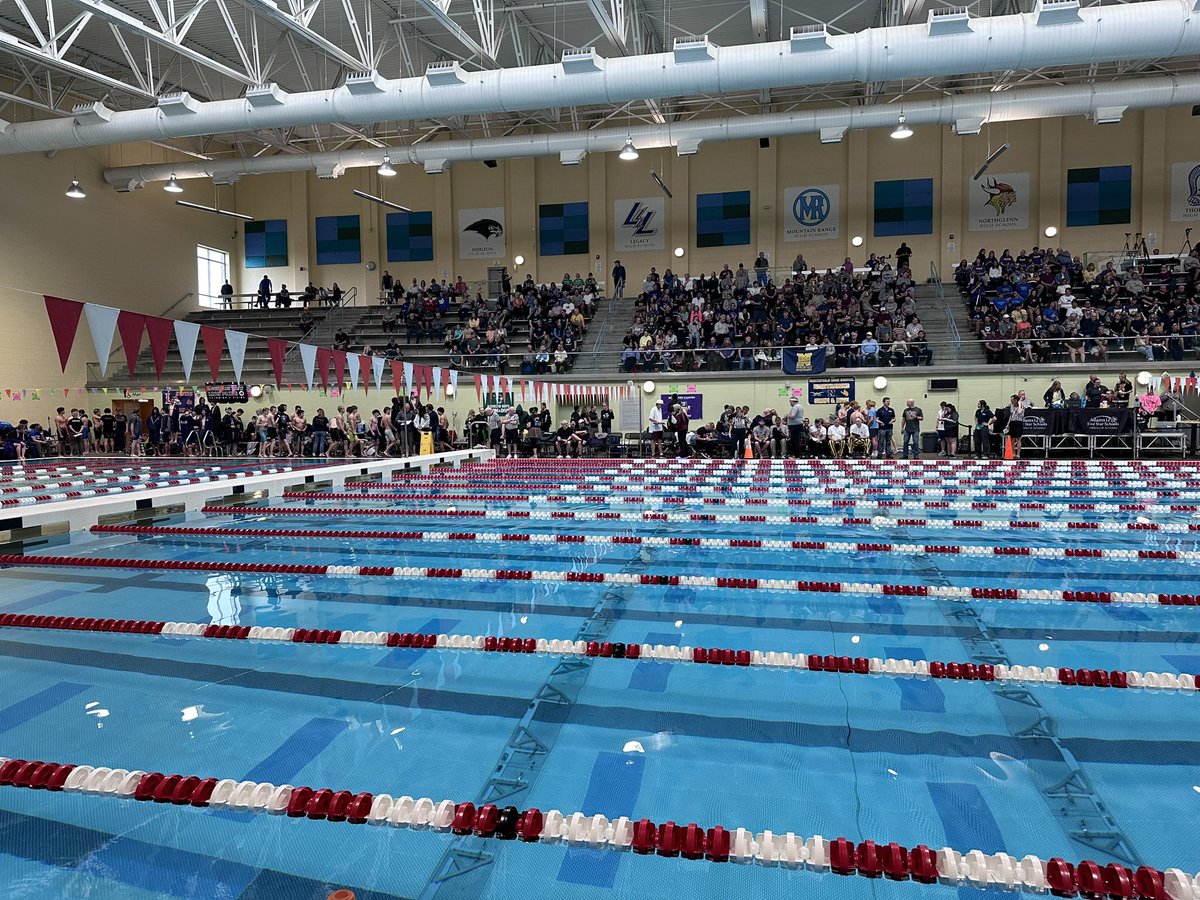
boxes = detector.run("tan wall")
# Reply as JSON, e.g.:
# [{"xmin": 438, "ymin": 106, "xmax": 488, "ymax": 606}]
[
  {"xmin": 0, "ymin": 145, "xmax": 233, "ymax": 426},
  {"xmin": 224, "ymin": 107, "xmax": 1197, "ymax": 298}
]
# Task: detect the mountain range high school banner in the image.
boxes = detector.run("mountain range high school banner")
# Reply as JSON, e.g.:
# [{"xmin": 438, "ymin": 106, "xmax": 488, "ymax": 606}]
[
  {"xmin": 458, "ymin": 207, "xmax": 506, "ymax": 259},
  {"xmin": 1170, "ymin": 161, "xmax": 1200, "ymax": 223},
  {"xmin": 613, "ymin": 198, "xmax": 665, "ymax": 252},
  {"xmin": 968, "ymin": 172, "xmax": 1030, "ymax": 232},
  {"xmin": 783, "ymin": 185, "xmax": 840, "ymax": 241}
]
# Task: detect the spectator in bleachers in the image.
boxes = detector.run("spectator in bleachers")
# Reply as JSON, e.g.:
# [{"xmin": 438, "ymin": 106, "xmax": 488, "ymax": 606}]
[
  {"xmin": 257, "ymin": 275, "xmax": 272, "ymax": 309},
  {"xmin": 298, "ymin": 308, "xmax": 315, "ymax": 336},
  {"xmin": 276, "ymin": 285, "xmax": 291, "ymax": 308}
]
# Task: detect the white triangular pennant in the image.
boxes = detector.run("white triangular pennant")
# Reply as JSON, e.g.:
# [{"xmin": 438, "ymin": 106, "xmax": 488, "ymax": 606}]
[
  {"xmin": 372, "ymin": 356, "xmax": 385, "ymax": 392},
  {"xmin": 298, "ymin": 343, "xmax": 317, "ymax": 390},
  {"xmin": 403, "ymin": 361, "xmax": 414, "ymax": 395},
  {"xmin": 448, "ymin": 369, "xmax": 459, "ymax": 398},
  {"xmin": 347, "ymin": 352, "xmax": 360, "ymax": 391},
  {"xmin": 432, "ymin": 366, "xmax": 442, "ymax": 399},
  {"xmin": 173, "ymin": 320, "xmax": 200, "ymax": 384},
  {"xmin": 225, "ymin": 330, "xmax": 249, "ymax": 383},
  {"xmin": 83, "ymin": 303, "xmax": 120, "ymax": 377}
]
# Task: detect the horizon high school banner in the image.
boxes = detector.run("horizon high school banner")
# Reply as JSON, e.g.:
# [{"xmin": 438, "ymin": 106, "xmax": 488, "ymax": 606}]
[
  {"xmin": 458, "ymin": 207, "xmax": 506, "ymax": 259},
  {"xmin": 783, "ymin": 185, "xmax": 840, "ymax": 241},
  {"xmin": 1169, "ymin": 161, "xmax": 1200, "ymax": 223},
  {"xmin": 244, "ymin": 219, "xmax": 288, "ymax": 268},
  {"xmin": 696, "ymin": 191, "xmax": 751, "ymax": 248},
  {"xmin": 1066, "ymin": 166, "xmax": 1131, "ymax": 227},
  {"xmin": 539, "ymin": 202, "xmax": 589, "ymax": 256},
  {"xmin": 386, "ymin": 211, "xmax": 434, "ymax": 262},
  {"xmin": 968, "ymin": 172, "xmax": 1030, "ymax": 232},
  {"xmin": 781, "ymin": 347, "xmax": 827, "ymax": 376},
  {"xmin": 613, "ymin": 198, "xmax": 665, "ymax": 252},
  {"xmin": 873, "ymin": 178, "xmax": 934, "ymax": 237},
  {"xmin": 315, "ymin": 215, "xmax": 361, "ymax": 265}
]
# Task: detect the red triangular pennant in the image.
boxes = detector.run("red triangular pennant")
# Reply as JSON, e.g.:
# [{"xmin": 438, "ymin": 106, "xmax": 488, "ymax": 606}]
[
  {"xmin": 43, "ymin": 295, "xmax": 85, "ymax": 372},
  {"xmin": 332, "ymin": 350, "xmax": 347, "ymax": 389},
  {"xmin": 315, "ymin": 347, "xmax": 332, "ymax": 389},
  {"xmin": 116, "ymin": 311, "xmax": 146, "ymax": 376},
  {"xmin": 391, "ymin": 360, "xmax": 403, "ymax": 396},
  {"xmin": 359, "ymin": 354, "xmax": 373, "ymax": 394},
  {"xmin": 199, "ymin": 325, "xmax": 225, "ymax": 381},
  {"xmin": 267, "ymin": 338, "xmax": 287, "ymax": 387},
  {"xmin": 145, "ymin": 316, "xmax": 175, "ymax": 380},
  {"xmin": 474, "ymin": 373, "xmax": 483, "ymax": 402}
]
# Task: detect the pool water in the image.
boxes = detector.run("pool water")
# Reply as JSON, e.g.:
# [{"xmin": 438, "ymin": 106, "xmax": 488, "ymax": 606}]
[{"xmin": 0, "ymin": 458, "xmax": 1197, "ymax": 899}]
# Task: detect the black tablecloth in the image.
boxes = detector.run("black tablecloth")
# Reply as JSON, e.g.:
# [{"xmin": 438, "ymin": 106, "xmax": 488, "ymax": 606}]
[{"xmin": 1021, "ymin": 407, "xmax": 1133, "ymax": 436}]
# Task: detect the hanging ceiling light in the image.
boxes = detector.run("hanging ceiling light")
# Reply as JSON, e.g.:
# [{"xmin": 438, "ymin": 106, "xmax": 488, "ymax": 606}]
[
  {"xmin": 618, "ymin": 138, "xmax": 639, "ymax": 161},
  {"xmin": 378, "ymin": 155, "xmax": 396, "ymax": 176},
  {"xmin": 891, "ymin": 114, "xmax": 913, "ymax": 140},
  {"xmin": 65, "ymin": 179, "xmax": 86, "ymax": 199},
  {"xmin": 164, "ymin": 175, "xmax": 183, "ymax": 193}
]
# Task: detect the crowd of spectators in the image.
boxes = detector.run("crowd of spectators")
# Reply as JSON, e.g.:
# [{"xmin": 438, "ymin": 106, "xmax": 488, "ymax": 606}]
[
  {"xmin": 308, "ymin": 270, "xmax": 599, "ymax": 374},
  {"xmin": 617, "ymin": 246, "xmax": 930, "ymax": 373},
  {"xmin": 957, "ymin": 246, "xmax": 1200, "ymax": 364}
]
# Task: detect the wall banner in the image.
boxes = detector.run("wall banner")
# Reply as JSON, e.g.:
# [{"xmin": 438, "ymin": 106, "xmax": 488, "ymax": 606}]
[
  {"xmin": 1170, "ymin": 161, "xmax": 1200, "ymax": 224},
  {"xmin": 968, "ymin": 172, "xmax": 1031, "ymax": 232},
  {"xmin": 783, "ymin": 185, "xmax": 840, "ymax": 241},
  {"xmin": 613, "ymin": 198, "xmax": 665, "ymax": 252},
  {"xmin": 458, "ymin": 207, "xmax": 506, "ymax": 259}
]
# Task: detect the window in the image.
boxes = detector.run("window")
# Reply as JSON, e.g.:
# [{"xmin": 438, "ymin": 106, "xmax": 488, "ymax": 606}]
[{"xmin": 197, "ymin": 245, "xmax": 230, "ymax": 308}]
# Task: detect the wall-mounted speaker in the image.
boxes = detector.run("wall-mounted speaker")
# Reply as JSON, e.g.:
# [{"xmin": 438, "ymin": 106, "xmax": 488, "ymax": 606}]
[
  {"xmin": 759, "ymin": 138, "xmax": 770, "ymax": 149},
  {"xmin": 484, "ymin": 159, "xmax": 498, "ymax": 168},
  {"xmin": 928, "ymin": 378, "xmax": 959, "ymax": 392}
]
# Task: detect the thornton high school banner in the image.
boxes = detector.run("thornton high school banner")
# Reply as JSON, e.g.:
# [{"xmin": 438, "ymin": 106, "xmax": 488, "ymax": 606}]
[{"xmin": 1170, "ymin": 161, "xmax": 1200, "ymax": 224}]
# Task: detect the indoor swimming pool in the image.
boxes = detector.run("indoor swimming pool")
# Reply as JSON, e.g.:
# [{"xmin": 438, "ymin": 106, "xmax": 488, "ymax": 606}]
[{"xmin": 0, "ymin": 458, "xmax": 1197, "ymax": 899}]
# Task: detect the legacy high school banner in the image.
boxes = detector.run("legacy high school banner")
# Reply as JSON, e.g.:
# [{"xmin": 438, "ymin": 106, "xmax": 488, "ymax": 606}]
[
  {"xmin": 1169, "ymin": 161, "xmax": 1200, "ymax": 223},
  {"xmin": 968, "ymin": 172, "xmax": 1030, "ymax": 232},
  {"xmin": 783, "ymin": 185, "xmax": 840, "ymax": 241},
  {"xmin": 458, "ymin": 207, "xmax": 507, "ymax": 259},
  {"xmin": 613, "ymin": 197, "xmax": 665, "ymax": 252}
]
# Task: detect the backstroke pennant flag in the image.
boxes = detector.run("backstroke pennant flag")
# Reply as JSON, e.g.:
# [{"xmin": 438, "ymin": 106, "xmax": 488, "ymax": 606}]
[
  {"xmin": 346, "ymin": 352, "xmax": 360, "ymax": 391},
  {"xmin": 298, "ymin": 343, "xmax": 318, "ymax": 390},
  {"xmin": 174, "ymin": 320, "xmax": 200, "ymax": 383},
  {"xmin": 145, "ymin": 316, "xmax": 175, "ymax": 380},
  {"xmin": 403, "ymin": 361, "xmax": 415, "ymax": 395},
  {"xmin": 43, "ymin": 295, "xmax": 85, "ymax": 372},
  {"xmin": 432, "ymin": 366, "xmax": 443, "ymax": 399},
  {"xmin": 372, "ymin": 355, "xmax": 385, "ymax": 392},
  {"xmin": 316, "ymin": 347, "xmax": 332, "ymax": 389},
  {"xmin": 199, "ymin": 325, "xmax": 226, "ymax": 381},
  {"xmin": 391, "ymin": 360, "xmax": 403, "ymax": 395},
  {"xmin": 83, "ymin": 303, "xmax": 120, "ymax": 377},
  {"xmin": 448, "ymin": 369, "xmax": 459, "ymax": 398},
  {"xmin": 116, "ymin": 311, "xmax": 146, "ymax": 376},
  {"xmin": 332, "ymin": 350, "xmax": 347, "ymax": 389},
  {"xmin": 225, "ymin": 330, "xmax": 249, "ymax": 383},
  {"xmin": 267, "ymin": 338, "xmax": 288, "ymax": 387}
]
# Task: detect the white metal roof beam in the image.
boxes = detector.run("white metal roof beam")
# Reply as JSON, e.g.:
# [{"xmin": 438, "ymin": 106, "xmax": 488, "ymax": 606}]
[
  {"xmin": 60, "ymin": 0, "xmax": 255, "ymax": 84},
  {"xmin": 232, "ymin": 0, "xmax": 367, "ymax": 70},
  {"xmin": 584, "ymin": 0, "xmax": 627, "ymax": 51},
  {"xmin": 0, "ymin": 26, "xmax": 158, "ymax": 98},
  {"xmin": 413, "ymin": 0, "xmax": 497, "ymax": 66},
  {"xmin": 749, "ymin": 0, "xmax": 767, "ymax": 41}
]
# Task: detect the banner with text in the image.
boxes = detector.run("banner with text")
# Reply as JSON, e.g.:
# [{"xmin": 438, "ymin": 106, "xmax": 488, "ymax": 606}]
[
  {"xmin": 613, "ymin": 197, "xmax": 665, "ymax": 252},
  {"xmin": 1169, "ymin": 161, "xmax": 1200, "ymax": 223},
  {"xmin": 458, "ymin": 207, "xmax": 507, "ymax": 259},
  {"xmin": 968, "ymin": 171, "xmax": 1030, "ymax": 232},
  {"xmin": 783, "ymin": 185, "xmax": 840, "ymax": 241}
]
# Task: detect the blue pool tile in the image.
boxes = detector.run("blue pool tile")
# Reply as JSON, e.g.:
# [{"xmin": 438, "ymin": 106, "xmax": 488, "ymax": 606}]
[
  {"xmin": 628, "ymin": 632, "xmax": 681, "ymax": 693},
  {"xmin": 0, "ymin": 681, "xmax": 90, "ymax": 736},
  {"xmin": 82, "ymin": 834, "xmax": 259, "ymax": 898},
  {"xmin": 557, "ymin": 751, "xmax": 645, "ymax": 888},
  {"xmin": 869, "ymin": 596, "xmax": 905, "ymax": 616},
  {"xmin": 1161, "ymin": 655, "xmax": 1200, "ymax": 675},
  {"xmin": 3, "ymin": 589, "xmax": 82, "ymax": 613},
  {"xmin": 884, "ymin": 647, "xmax": 944, "ymax": 713},
  {"xmin": 243, "ymin": 717, "xmax": 350, "ymax": 784},
  {"xmin": 927, "ymin": 782, "xmax": 1010, "ymax": 900}
]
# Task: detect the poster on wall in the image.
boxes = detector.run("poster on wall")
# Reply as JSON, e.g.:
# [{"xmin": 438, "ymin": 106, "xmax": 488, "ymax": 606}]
[
  {"xmin": 661, "ymin": 393, "xmax": 702, "ymax": 419},
  {"xmin": 968, "ymin": 172, "xmax": 1030, "ymax": 232},
  {"xmin": 457, "ymin": 207, "xmax": 506, "ymax": 259},
  {"xmin": 613, "ymin": 198, "xmax": 665, "ymax": 252},
  {"xmin": 783, "ymin": 185, "xmax": 840, "ymax": 241},
  {"xmin": 808, "ymin": 378, "xmax": 855, "ymax": 405},
  {"xmin": 1169, "ymin": 161, "xmax": 1200, "ymax": 223},
  {"xmin": 539, "ymin": 202, "xmax": 589, "ymax": 256}
]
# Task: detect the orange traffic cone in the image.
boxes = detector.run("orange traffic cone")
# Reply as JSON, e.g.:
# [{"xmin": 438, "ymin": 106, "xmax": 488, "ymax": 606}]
[
  {"xmin": 1003, "ymin": 436, "xmax": 1014, "ymax": 460},
  {"xmin": 744, "ymin": 442, "xmax": 754, "ymax": 459}
]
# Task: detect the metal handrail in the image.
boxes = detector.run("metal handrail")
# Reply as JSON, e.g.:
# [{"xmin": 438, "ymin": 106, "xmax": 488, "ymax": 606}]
[{"xmin": 931, "ymin": 261, "xmax": 962, "ymax": 364}]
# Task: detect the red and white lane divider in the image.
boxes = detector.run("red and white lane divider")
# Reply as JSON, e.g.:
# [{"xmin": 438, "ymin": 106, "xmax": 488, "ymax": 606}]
[
  {"xmin": 204, "ymin": 503, "xmax": 1200, "ymax": 536},
  {"xmin": 280, "ymin": 490, "xmax": 1200, "ymax": 511},
  {"xmin": 2, "ymin": 552, "xmax": 1197, "ymax": 609},
  {"xmin": 2, "ymin": 612, "xmax": 1197, "ymax": 693},
  {"xmin": 1, "ymin": 755, "xmax": 1197, "ymax": 896},
  {"xmin": 0, "ymin": 467, "xmax": 302, "ymax": 508},
  {"xmin": 88, "ymin": 524, "xmax": 1200, "ymax": 564}
]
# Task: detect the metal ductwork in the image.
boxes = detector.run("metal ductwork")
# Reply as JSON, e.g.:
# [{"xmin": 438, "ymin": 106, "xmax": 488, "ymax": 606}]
[
  {"xmin": 3, "ymin": 0, "xmax": 1200, "ymax": 156},
  {"xmin": 104, "ymin": 73, "xmax": 1200, "ymax": 188}
]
